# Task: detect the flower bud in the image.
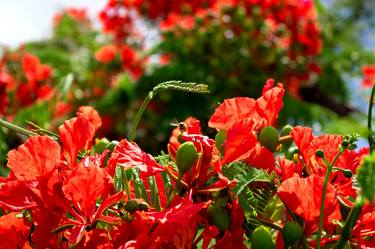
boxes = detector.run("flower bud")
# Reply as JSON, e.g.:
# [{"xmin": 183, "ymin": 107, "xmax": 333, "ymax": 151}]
[
  {"xmin": 315, "ymin": 149, "xmax": 325, "ymax": 158},
  {"xmin": 176, "ymin": 141, "xmax": 198, "ymax": 176},
  {"xmin": 280, "ymin": 124, "xmax": 293, "ymax": 136},
  {"xmin": 280, "ymin": 124, "xmax": 293, "ymax": 148},
  {"xmin": 259, "ymin": 126, "xmax": 279, "ymax": 152},
  {"xmin": 105, "ymin": 140, "xmax": 119, "ymax": 152},
  {"xmin": 207, "ymin": 205, "xmax": 230, "ymax": 232},
  {"xmin": 343, "ymin": 169, "xmax": 353, "ymax": 178},
  {"xmin": 282, "ymin": 221, "xmax": 303, "ymax": 247},
  {"xmin": 251, "ymin": 226, "xmax": 275, "ymax": 249}
]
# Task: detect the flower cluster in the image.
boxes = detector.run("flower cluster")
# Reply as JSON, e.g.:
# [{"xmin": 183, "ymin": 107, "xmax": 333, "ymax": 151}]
[
  {"xmin": 0, "ymin": 52, "xmax": 54, "ymax": 117},
  {"xmin": 1, "ymin": 78, "xmax": 372, "ymax": 248}
]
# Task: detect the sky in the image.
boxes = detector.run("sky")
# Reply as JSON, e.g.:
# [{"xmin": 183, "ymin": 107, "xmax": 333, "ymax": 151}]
[{"xmin": 0, "ymin": 0, "xmax": 106, "ymax": 47}]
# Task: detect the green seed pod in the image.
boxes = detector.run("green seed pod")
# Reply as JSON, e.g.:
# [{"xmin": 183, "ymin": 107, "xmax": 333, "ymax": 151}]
[
  {"xmin": 251, "ymin": 226, "xmax": 275, "ymax": 249},
  {"xmin": 176, "ymin": 142, "xmax": 198, "ymax": 176},
  {"xmin": 259, "ymin": 126, "xmax": 279, "ymax": 152},
  {"xmin": 207, "ymin": 205, "xmax": 230, "ymax": 232},
  {"xmin": 280, "ymin": 124, "xmax": 293, "ymax": 137},
  {"xmin": 94, "ymin": 138, "xmax": 110, "ymax": 154},
  {"xmin": 282, "ymin": 221, "xmax": 303, "ymax": 247},
  {"xmin": 280, "ymin": 124, "xmax": 293, "ymax": 149}
]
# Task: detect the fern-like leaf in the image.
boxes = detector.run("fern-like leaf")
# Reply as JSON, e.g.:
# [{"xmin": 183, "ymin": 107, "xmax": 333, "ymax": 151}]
[
  {"xmin": 152, "ymin": 80, "xmax": 210, "ymax": 96},
  {"xmin": 222, "ymin": 161, "xmax": 276, "ymax": 231}
]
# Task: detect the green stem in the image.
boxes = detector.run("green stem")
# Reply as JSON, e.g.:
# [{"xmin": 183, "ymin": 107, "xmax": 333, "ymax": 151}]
[
  {"xmin": 334, "ymin": 195, "xmax": 365, "ymax": 249},
  {"xmin": 256, "ymin": 214, "xmax": 283, "ymax": 231},
  {"xmin": 128, "ymin": 91, "xmax": 153, "ymax": 142},
  {"xmin": 128, "ymin": 81, "xmax": 209, "ymax": 142},
  {"xmin": 368, "ymin": 83, "xmax": 375, "ymax": 152},
  {"xmin": 0, "ymin": 118, "xmax": 38, "ymax": 137},
  {"xmin": 165, "ymin": 174, "xmax": 182, "ymax": 208},
  {"xmin": 316, "ymin": 151, "xmax": 342, "ymax": 249},
  {"xmin": 121, "ymin": 167, "xmax": 131, "ymax": 197}
]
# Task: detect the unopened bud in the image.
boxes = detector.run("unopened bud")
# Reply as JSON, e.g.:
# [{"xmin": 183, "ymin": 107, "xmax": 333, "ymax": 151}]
[
  {"xmin": 176, "ymin": 142, "xmax": 198, "ymax": 176},
  {"xmin": 259, "ymin": 126, "xmax": 279, "ymax": 152}
]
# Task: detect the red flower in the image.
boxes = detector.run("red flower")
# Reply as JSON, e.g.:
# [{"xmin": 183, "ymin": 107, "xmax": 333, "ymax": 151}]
[
  {"xmin": 0, "ymin": 212, "xmax": 31, "ymax": 248},
  {"xmin": 53, "ymin": 7, "xmax": 89, "ymax": 26},
  {"xmin": 277, "ymin": 174, "xmax": 340, "ymax": 235},
  {"xmin": 95, "ymin": 45, "xmax": 117, "ymax": 64},
  {"xmin": 7, "ymin": 136, "xmax": 60, "ymax": 182},
  {"xmin": 168, "ymin": 116, "xmax": 202, "ymax": 151},
  {"xmin": 58, "ymin": 115, "xmax": 95, "ymax": 166},
  {"xmin": 221, "ymin": 119, "xmax": 275, "ymax": 171},
  {"xmin": 114, "ymin": 197, "xmax": 204, "ymax": 249},
  {"xmin": 209, "ymin": 79, "xmax": 284, "ymax": 131},
  {"xmin": 77, "ymin": 106, "xmax": 103, "ymax": 131},
  {"xmin": 361, "ymin": 65, "xmax": 375, "ymax": 88},
  {"xmin": 110, "ymin": 139, "xmax": 164, "ymax": 179},
  {"xmin": 167, "ymin": 133, "xmax": 232, "ymax": 193}
]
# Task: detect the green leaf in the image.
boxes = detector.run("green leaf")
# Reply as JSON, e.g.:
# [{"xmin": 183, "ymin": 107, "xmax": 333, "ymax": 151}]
[
  {"xmin": 222, "ymin": 162, "xmax": 275, "ymax": 214},
  {"xmin": 357, "ymin": 152, "xmax": 375, "ymax": 203},
  {"xmin": 152, "ymin": 81, "xmax": 210, "ymax": 95}
]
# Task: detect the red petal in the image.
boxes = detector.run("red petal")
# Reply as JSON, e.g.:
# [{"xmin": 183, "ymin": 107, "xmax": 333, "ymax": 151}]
[
  {"xmin": 277, "ymin": 174, "xmax": 340, "ymax": 234},
  {"xmin": 208, "ymin": 97, "xmax": 257, "ymax": 130},
  {"xmin": 0, "ymin": 212, "xmax": 31, "ymax": 248},
  {"xmin": 58, "ymin": 115, "xmax": 95, "ymax": 166},
  {"xmin": 62, "ymin": 164, "xmax": 113, "ymax": 217},
  {"xmin": 255, "ymin": 82, "xmax": 284, "ymax": 126},
  {"xmin": 244, "ymin": 145, "xmax": 275, "ymax": 172},
  {"xmin": 222, "ymin": 119, "xmax": 258, "ymax": 165},
  {"xmin": 7, "ymin": 136, "xmax": 60, "ymax": 181},
  {"xmin": 0, "ymin": 179, "xmax": 38, "ymax": 211},
  {"xmin": 95, "ymin": 191, "xmax": 125, "ymax": 219},
  {"xmin": 77, "ymin": 106, "xmax": 102, "ymax": 131},
  {"xmin": 111, "ymin": 139, "xmax": 164, "ymax": 178}
]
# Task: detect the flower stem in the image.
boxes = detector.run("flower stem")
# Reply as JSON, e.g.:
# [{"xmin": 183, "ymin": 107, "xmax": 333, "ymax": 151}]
[
  {"xmin": 334, "ymin": 195, "xmax": 365, "ymax": 249},
  {"xmin": 128, "ymin": 81, "xmax": 209, "ymax": 142},
  {"xmin": 368, "ymin": 82, "xmax": 375, "ymax": 152},
  {"xmin": 128, "ymin": 92, "xmax": 152, "ymax": 142},
  {"xmin": 165, "ymin": 174, "xmax": 182, "ymax": 208},
  {"xmin": 316, "ymin": 151, "xmax": 342, "ymax": 249},
  {"xmin": 121, "ymin": 167, "xmax": 131, "ymax": 197},
  {"xmin": 0, "ymin": 118, "xmax": 38, "ymax": 138}
]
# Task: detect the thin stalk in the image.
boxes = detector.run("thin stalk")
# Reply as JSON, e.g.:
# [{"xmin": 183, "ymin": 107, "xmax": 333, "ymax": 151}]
[
  {"xmin": 128, "ymin": 92, "xmax": 152, "ymax": 142},
  {"xmin": 256, "ymin": 214, "xmax": 283, "ymax": 231},
  {"xmin": 368, "ymin": 82, "xmax": 375, "ymax": 151},
  {"xmin": 0, "ymin": 118, "xmax": 38, "ymax": 137},
  {"xmin": 316, "ymin": 151, "xmax": 342, "ymax": 249},
  {"xmin": 334, "ymin": 195, "xmax": 365, "ymax": 249},
  {"xmin": 165, "ymin": 174, "xmax": 182, "ymax": 208},
  {"xmin": 121, "ymin": 167, "xmax": 131, "ymax": 197}
]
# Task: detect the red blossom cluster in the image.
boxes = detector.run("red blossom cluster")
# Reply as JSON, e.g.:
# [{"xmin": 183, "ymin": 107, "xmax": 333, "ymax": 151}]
[
  {"xmin": 53, "ymin": 7, "xmax": 90, "ymax": 27},
  {"xmin": 0, "ymin": 79, "xmax": 373, "ymax": 248},
  {"xmin": 98, "ymin": 0, "xmax": 322, "ymax": 91},
  {"xmin": 361, "ymin": 65, "xmax": 375, "ymax": 88},
  {"xmin": 0, "ymin": 52, "xmax": 54, "ymax": 117}
]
